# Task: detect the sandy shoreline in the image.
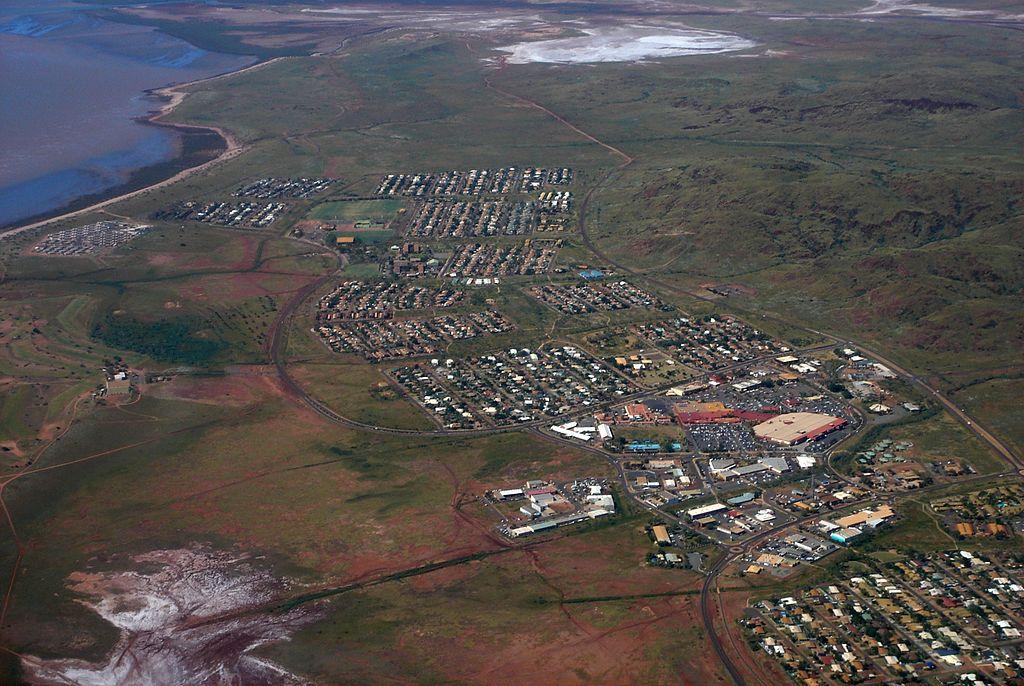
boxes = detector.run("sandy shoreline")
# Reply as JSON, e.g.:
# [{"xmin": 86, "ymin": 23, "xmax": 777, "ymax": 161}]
[{"xmin": 0, "ymin": 57, "xmax": 286, "ymax": 241}]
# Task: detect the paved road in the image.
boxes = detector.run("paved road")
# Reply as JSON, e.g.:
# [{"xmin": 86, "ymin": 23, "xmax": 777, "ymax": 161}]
[
  {"xmin": 263, "ymin": 73, "xmax": 1023, "ymax": 686},
  {"xmin": 265, "ymin": 254, "xmax": 601, "ymax": 438},
  {"xmin": 569, "ymin": 161, "xmax": 1023, "ymax": 686},
  {"xmin": 265, "ymin": 244, "xmax": 835, "ymax": 440},
  {"xmin": 265, "ymin": 202, "xmax": 1017, "ymax": 686},
  {"xmin": 577, "ymin": 170, "xmax": 1023, "ymax": 685},
  {"xmin": 694, "ymin": 465, "xmax": 1015, "ymax": 686},
  {"xmin": 265, "ymin": 252, "xmax": 475, "ymax": 437},
  {"xmin": 574, "ymin": 164, "xmax": 1021, "ymax": 473}
]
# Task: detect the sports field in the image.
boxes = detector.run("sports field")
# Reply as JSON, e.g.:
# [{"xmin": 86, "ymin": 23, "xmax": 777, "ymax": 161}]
[{"xmin": 308, "ymin": 199, "xmax": 405, "ymax": 224}]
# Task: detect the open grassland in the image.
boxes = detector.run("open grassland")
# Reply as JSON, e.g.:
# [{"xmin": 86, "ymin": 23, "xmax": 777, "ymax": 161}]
[
  {"xmin": 1, "ymin": 392, "xmax": 235, "ymax": 661},
  {"xmin": 0, "ymin": 287, "xmax": 107, "ymax": 380},
  {"xmin": 0, "ymin": 224, "xmax": 335, "ymax": 457},
  {"xmin": 288, "ymin": 361, "xmax": 438, "ymax": 431},
  {"xmin": 1, "ymin": 374, "xmax": 613, "ymax": 663},
  {"xmin": 0, "ymin": 283, "xmax": 120, "ymax": 459},
  {"xmin": 113, "ymin": 14, "xmax": 1020, "ymax": 439},
  {"xmin": 833, "ymin": 399, "xmax": 1005, "ymax": 477},
  {"xmin": 951, "ymin": 376, "xmax": 1024, "ymax": 459},
  {"xmin": 860, "ymin": 407, "xmax": 1005, "ymax": 476},
  {"xmin": 165, "ymin": 39, "xmax": 616, "ymax": 180},
  {"xmin": 882, "ymin": 410, "xmax": 1007, "ymax": 476},
  {"xmin": 259, "ymin": 521, "xmax": 714, "ymax": 685},
  {"xmin": 505, "ymin": 16, "xmax": 1024, "ymax": 397},
  {"xmin": 859, "ymin": 501, "xmax": 962, "ymax": 553},
  {"xmin": 854, "ymin": 480, "xmax": 1024, "ymax": 558}
]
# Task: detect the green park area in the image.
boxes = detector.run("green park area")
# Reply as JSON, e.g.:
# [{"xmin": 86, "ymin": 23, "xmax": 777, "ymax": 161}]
[{"xmin": 308, "ymin": 199, "xmax": 404, "ymax": 226}]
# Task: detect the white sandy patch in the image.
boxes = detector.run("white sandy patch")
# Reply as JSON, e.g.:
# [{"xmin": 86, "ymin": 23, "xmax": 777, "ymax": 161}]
[
  {"xmin": 22, "ymin": 547, "xmax": 319, "ymax": 686},
  {"xmin": 496, "ymin": 25, "xmax": 756, "ymax": 64},
  {"xmin": 858, "ymin": 0, "xmax": 1024, "ymax": 19}
]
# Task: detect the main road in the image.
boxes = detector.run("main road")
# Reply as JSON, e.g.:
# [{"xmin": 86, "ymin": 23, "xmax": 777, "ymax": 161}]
[
  {"xmin": 513, "ymin": 97, "xmax": 1024, "ymax": 685},
  {"xmin": 572, "ymin": 163, "xmax": 1021, "ymax": 473},
  {"xmin": 572, "ymin": 163, "xmax": 1023, "ymax": 686},
  {"xmin": 262, "ymin": 67, "xmax": 1023, "ymax": 686}
]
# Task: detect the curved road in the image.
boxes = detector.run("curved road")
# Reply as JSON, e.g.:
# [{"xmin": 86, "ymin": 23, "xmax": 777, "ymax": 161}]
[
  {"xmin": 1, "ymin": 29, "xmax": 1016, "ymax": 684},
  {"xmin": 266, "ymin": 253, "xmax": 631, "ymax": 439},
  {"xmin": 265, "ymin": 251, "xmax": 487, "ymax": 437},
  {"xmin": 573, "ymin": 165, "xmax": 1022, "ymax": 686},
  {"xmin": 263, "ymin": 65, "xmax": 1023, "ymax": 686},
  {"xmin": 506, "ymin": 87, "xmax": 1023, "ymax": 685},
  {"xmin": 574, "ymin": 164, "xmax": 1020, "ymax": 468}
]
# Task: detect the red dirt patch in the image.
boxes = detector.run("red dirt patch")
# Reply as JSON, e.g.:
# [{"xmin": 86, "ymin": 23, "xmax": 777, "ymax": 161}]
[{"xmin": 151, "ymin": 374, "xmax": 264, "ymax": 407}]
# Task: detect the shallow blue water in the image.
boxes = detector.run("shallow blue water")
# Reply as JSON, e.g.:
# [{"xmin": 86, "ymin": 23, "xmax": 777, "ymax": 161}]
[
  {"xmin": 0, "ymin": 131, "xmax": 176, "ymax": 227},
  {"xmin": 0, "ymin": 13, "xmax": 74, "ymax": 36},
  {"xmin": 0, "ymin": 1, "xmax": 253, "ymax": 227}
]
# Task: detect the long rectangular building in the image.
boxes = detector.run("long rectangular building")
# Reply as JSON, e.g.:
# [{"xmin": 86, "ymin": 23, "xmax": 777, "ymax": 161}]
[
  {"xmin": 687, "ymin": 503, "xmax": 726, "ymax": 519},
  {"xmin": 753, "ymin": 412, "xmax": 846, "ymax": 446}
]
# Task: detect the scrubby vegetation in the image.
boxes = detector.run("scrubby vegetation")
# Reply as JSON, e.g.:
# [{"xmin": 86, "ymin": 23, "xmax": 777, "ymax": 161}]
[{"xmin": 91, "ymin": 315, "xmax": 226, "ymax": 365}]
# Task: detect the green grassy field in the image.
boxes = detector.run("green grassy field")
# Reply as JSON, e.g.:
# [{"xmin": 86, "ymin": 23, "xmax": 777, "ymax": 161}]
[
  {"xmin": 309, "ymin": 199, "xmax": 404, "ymax": 223},
  {"xmin": 257, "ymin": 518, "xmax": 708, "ymax": 684},
  {"xmin": 338, "ymin": 229, "xmax": 394, "ymax": 244},
  {"xmin": 338, "ymin": 260, "xmax": 383, "ymax": 279}
]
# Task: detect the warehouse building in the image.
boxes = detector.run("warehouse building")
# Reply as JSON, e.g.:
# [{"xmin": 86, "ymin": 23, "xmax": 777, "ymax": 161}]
[
  {"xmin": 687, "ymin": 503, "xmax": 727, "ymax": 519},
  {"xmin": 753, "ymin": 412, "xmax": 847, "ymax": 446},
  {"xmin": 830, "ymin": 527, "xmax": 863, "ymax": 545}
]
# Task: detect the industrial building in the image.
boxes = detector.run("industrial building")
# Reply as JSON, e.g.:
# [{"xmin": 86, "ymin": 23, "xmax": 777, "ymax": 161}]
[
  {"xmin": 687, "ymin": 503, "xmax": 727, "ymax": 519},
  {"xmin": 834, "ymin": 504, "xmax": 895, "ymax": 529},
  {"xmin": 830, "ymin": 527, "xmax": 863, "ymax": 545},
  {"xmin": 753, "ymin": 412, "xmax": 847, "ymax": 446}
]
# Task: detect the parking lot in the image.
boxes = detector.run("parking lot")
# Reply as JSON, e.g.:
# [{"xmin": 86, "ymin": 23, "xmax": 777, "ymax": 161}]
[
  {"xmin": 742, "ymin": 530, "xmax": 839, "ymax": 576},
  {"xmin": 687, "ymin": 423, "xmax": 760, "ymax": 452},
  {"xmin": 693, "ymin": 381, "xmax": 850, "ymax": 417}
]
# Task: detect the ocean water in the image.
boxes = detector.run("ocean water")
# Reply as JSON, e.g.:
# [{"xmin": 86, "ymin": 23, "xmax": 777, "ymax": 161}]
[{"xmin": 0, "ymin": 1, "xmax": 254, "ymax": 227}]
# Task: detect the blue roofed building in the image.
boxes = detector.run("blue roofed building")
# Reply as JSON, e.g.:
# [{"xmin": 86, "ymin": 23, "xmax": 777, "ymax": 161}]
[{"xmin": 624, "ymin": 440, "xmax": 661, "ymax": 453}]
